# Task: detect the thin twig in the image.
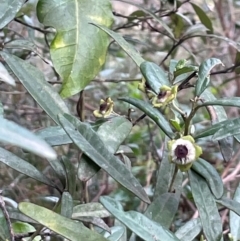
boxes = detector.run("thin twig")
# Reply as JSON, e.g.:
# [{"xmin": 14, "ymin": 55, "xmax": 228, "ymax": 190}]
[
  {"xmin": 133, "ymin": 113, "xmax": 146, "ymax": 126},
  {"xmin": 14, "ymin": 18, "xmax": 53, "ymax": 34}
]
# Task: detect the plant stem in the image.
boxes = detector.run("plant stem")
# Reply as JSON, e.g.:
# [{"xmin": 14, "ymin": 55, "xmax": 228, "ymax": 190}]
[
  {"xmin": 184, "ymin": 101, "xmax": 198, "ymax": 136},
  {"xmin": 77, "ymin": 90, "xmax": 85, "ymax": 121}
]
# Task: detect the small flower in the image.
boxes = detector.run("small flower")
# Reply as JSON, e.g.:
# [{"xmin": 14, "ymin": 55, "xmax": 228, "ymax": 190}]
[
  {"xmin": 152, "ymin": 85, "xmax": 178, "ymax": 108},
  {"xmin": 93, "ymin": 97, "xmax": 114, "ymax": 118},
  {"xmin": 167, "ymin": 135, "xmax": 202, "ymax": 171}
]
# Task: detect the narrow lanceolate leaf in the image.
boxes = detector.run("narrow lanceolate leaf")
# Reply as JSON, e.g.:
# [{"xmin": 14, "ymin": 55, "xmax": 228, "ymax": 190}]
[
  {"xmin": 97, "ymin": 117, "xmax": 132, "ymax": 154},
  {"xmin": 188, "ymin": 170, "xmax": 222, "ymax": 241},
  {"xmin": 61, "ymin": 192, "xmax": 73, "ymax": 218},
  {"xmin": 0, "ymin": 0, "xmax": 25, "ymax": 28},
  {"xmin": 175, "ymin": 218, "xmax": 202, "ymax": 241},
  {"xmin": 119, "ymin": 97, "xmax": 174, "ymax": 139},
  {"xmin": 216, "ymin": 197, "xmax": 240, "ymax": 216},
  {"xmin": 230, "ymin": 184, "xmax": 240, "ymax": 241},
  {"xmin": 19, "ymin": 202, "xmax": 108, "ymax": 241},
  {"xmin": 213, "ymin": 119, "xmax": 240, "ymax": 140},
  {"xmin": 191, "ymin": 159, "xmax": 224, "ymax": 199},
  {"xmin": 36, "ymin": 126, "xmax": 72, "ymax": 146},
  {"xmin": 0, "ymin": 117, "xmax": 56, "ymax": 160},
  {"xmin": 72, "ymin": 203, "xmax": 110, "ymax": 218},
  {"xmin": 0, "ymin": 147, "xmax": 54, "ymax": 187},
  {"xmin": 0, "ymin": 206, "xmax": 11, "ymax": 241},
  {"xmin": 61, "ymin": 156, "xmax": 76, "ymax": 196},
  {"xmin": 194, "ymin": 117, "xmax": 240, "ymax": 139},
  {"xmin": 58, "ymin": 114, "xmax": 150, "ymax": 203},
  {"xmin": 140, "ymin": 61, "xmax": 170, "ymax": 94},
  {"xmin": 37, "ymin": 0, "xmax": 113, "ymax": 98},
  {"xmin": 154, "ymin": 149, "xmax": 175, "ymax": 199},
  {"xmin": 200, "ymin": 89, "xmax": 233, "ymax": 162},
  {"xmin": 191, "ymin": 3, "xmax": 213, "ymax": 33},
  {"xmin": 107, "ymin": 227, "xmax": 125, "ymax": 241},
  {"xmin": 0, "ymin": 51, "xmax": 70, "ymax": 125},
  {"xmin": 145, "ymin": 193, "xmax": 180, "ymax": 228},
  {"xmin": 78, "ymin": 116, "xmax": 132, "ymax": 181},
  {"xmin": 195, "ymin": 58, "xmax": 223, "ymax": 96},
  {"xmin": 198, "ymin": 97, "xmax": 240, "ymax": 108},
  {"xmin": 93, "ymin": 24, "xmax": 144, "ymax": 66},
  {"xmin": 100, "ymin": 196, "xmax": 180, "ymax": 241},
  {"xmin": 182, "ymin": 23, "xmax": 208, "ymax": 37}
]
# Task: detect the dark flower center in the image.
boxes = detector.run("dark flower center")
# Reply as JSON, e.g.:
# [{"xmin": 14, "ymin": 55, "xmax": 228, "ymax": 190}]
[
  {"xmin": 99, "ymin": 103, "xmax": 108, "ymax": 112},
  {"xmin": 175, "ymin": 145, "xmax": 188, "ymax": 159},
  {"xmin": 158, "ymin": 91, "xmax": 167, "ymax": 99}
]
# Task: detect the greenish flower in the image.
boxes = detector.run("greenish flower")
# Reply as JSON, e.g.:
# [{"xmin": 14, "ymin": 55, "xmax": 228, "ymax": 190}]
[
  {"xmin": 167, "ymin": 135, "xmax": 202, "ymax": 171},
  {"xmin": 152, "ymin": 85, "xmax": 178, "ymax": 108},
  {"xmin": 93, "ymin": 97, "xmax": 114, "ymax": 118}
]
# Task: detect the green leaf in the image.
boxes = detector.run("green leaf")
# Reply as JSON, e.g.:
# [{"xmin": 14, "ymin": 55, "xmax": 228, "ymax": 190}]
[
  {"xmin": 107, "ymin": 226, "xmax": 125, "ymax": 241},
  {"xmin": 9, "ymin": 208, "xmax": 37, "ymax": 224},
  {"xmin": 188, "ymin": 170, "xmax": 222, "ymax": 241},
  {"xmin": 119, "ymin": 97, "xmax": 174, "ymax": 139},
  {"xmin": 230, "ymin": 184, "xmax": 240, "ymax": 241},
  {"xmin": 191, "ymin": 158, "xmax": 224, "ymax": 199},
  {"xmin": 182, "ymin": 23, "xmax": 208, "ymax": 37},
  {"xmin": 36, "ymin": 126, "xmax": 72, "ymax": 146},
  {"xmin": 0, "ymin": 51, "xmax": 70, "ymax": 125},
  {"xmin": 194, "ymin": 117, "xmax": 240, "ymax": 139},
  {"xmin": 198, "ymin": 97, "xmax": 240, "ymax": 108},
  {"xmin": 46, "ymin": 157, "xmax": 66, "ymax": 188},
  {"xmin": 77, "ymin": 155, "xmax": 99, "ymax": 182},
  {"xmin": 145, "ymin": 193, "xmax": 180, "ymax": 228},
  {"xmin": 0, "ymin": 117, "xmax": 56, "ymax": 160},
  {"xmin": 93, "ymin": 24, "xmax": 144, "ymax": 66},
  {"xmin": 0, "ymin": 62, "xmax": 15, "ymax": 86},
  {"xmin": 61, "ymin": 156, "xmax": 76, "ymax": 196},
  {"xmin": 0, "ymin": 0, "xmax": 25, "ymax": 28},
  {"xmin": 12, "ymin": 221, "xmax": 36, "ymax": 233},
  {"xmin": 191, "ymin": 3, "xmax": 213, "ymax": 34},
  {"xmin": 200, "ymin": 88, "xmax": 233, "ymax": 162},
  {"xmin": 0, "ymin": 147, "xmax": 54, "ymax": 187},
  {"xmin": 0, "ymin": 206, "xmax": 11, "ymax": 241},
  {"xmin": 78, "ymin": 116, "xmax": 132, "ymax": 181},
  {"xmin": 75, "ymin": 216, "xmax": 110, "ymax": 233},
  {"xmin": 140, "ymin": 61, "xmax": 170, "ymax": 94},
  {"xmin": 37, "ymin": 0, "xmax": 113, "ymax": 98},
  {"xmin": 216, "ymin": 197, "xmax": 240, "ymax": 216},
  {"xmin": 195, "ymin": 58, "xmax": 223, "ymax": 96},
  {"xmin": 174, "ymin": 66, "xmax": 197, "ymax": 79},
  {"xmin": 213, "ymin": 119, "xmax": 240, "ymax": 140},
  {"xmin": 72, "ymin": 203, "xmax": 110, "ymax": 218},
  {"xmin": 175, "ymin": 218, "xmax": 202, "ymax": 241},
  {"xmin": 100, "ymin": 196, "xmax": 180, "ymax": 241},
  {"xmin": 4, "ymin": 39, "xmax": 44, "ymax": 60},
  {"xmin": 36, "ymin": 121, "xmax": 104, "ymax": 146},
  {"xmin": 154, "ymin": 150, "xmax": 174, "ymax": 199},
  {"xmin": 58, "ymin": 114, "xmax": 150, "ymax": 203},
  {"xmin": 61, "ymin": 192, "xmax": 73, "ymax": 218},
  {"xmin": 18, "ymin": 202, "xmax": 108, "ymax": 241},
  {"xmin": 97, "ymin": 117, "xmax": 132, "ymax": 154},
  {"xmin": 171, "ymin": 13, "xmax": 185, "ymax": 39}
]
